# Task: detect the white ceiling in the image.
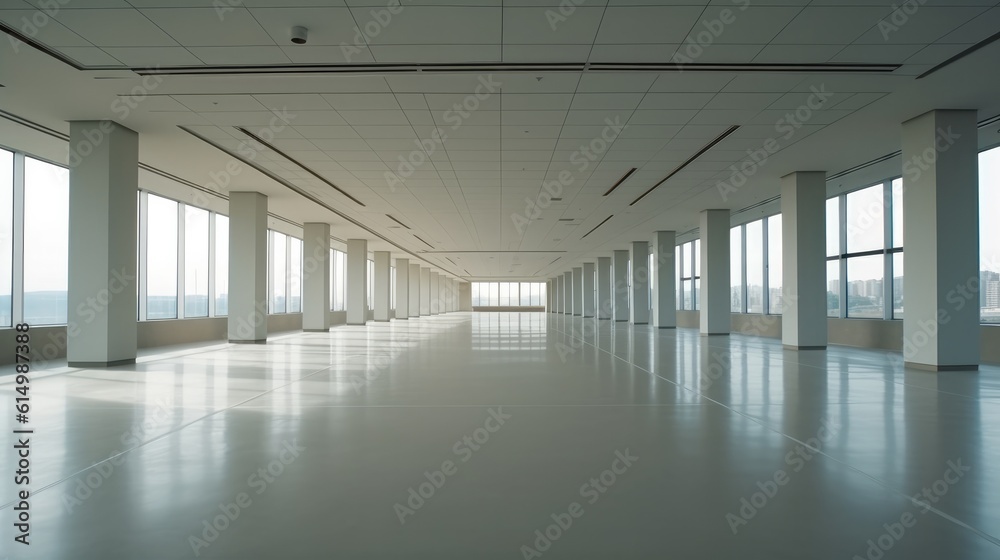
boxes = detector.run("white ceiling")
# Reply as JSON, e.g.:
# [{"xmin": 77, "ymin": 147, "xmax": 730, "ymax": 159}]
[{"xmin": 2, "ymin": 0, "xmax": 1000, "ymax": 280}]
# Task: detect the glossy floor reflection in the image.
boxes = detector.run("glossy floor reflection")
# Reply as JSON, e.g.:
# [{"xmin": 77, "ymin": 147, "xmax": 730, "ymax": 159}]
[{"xmin": 2, "ymin": 312, "xmax": 999, "ymax": 559}]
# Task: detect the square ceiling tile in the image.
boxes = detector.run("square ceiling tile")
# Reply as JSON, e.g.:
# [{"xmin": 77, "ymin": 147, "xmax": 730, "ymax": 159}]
[
  {"xmin": 355, "ymin": 6, "xmax": 500, "ymax": 45},
  {"xmin": 502, "ymin": 7, "xmax": 603, "ymax": 45},
  {"xmin": 595, "ymin": 6, "xmax": 703, "ymax": 44},
  {"xmin": 54, "ymin": 9, "xmax": 178, "ymax": 47},
  {"xmin": 771, "ymin": 7, "xmax": 891, "ymax": 45},
  {"xmin": 141, "ymin": 8, "xmax": 273, "ymax": 47}
]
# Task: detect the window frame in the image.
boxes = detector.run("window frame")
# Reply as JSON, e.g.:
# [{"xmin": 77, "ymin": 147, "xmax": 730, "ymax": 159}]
[{"xmin": 826, "ymin": 178, "xmax": 902, "ymax": 321}]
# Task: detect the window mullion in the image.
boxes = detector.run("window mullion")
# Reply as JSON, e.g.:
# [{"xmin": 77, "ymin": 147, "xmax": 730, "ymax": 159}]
[{"xmin": 883, "ymin": 180, "xmax": 893, "ymax": 320}]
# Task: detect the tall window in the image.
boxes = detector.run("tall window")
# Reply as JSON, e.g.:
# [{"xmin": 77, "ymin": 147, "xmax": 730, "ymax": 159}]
[
  {"xmin": 499, "ymin": 282, "xmax": 511, "ymax": 306},
  {"xmin": 215, "ymin": 214, "xmax": 229, "ymax": 316},
  {"xmin": 826, "ymin": 180, "xmax": 902, "ymax": 319},
  {"xmin": 675, "ymin": 249, "xmax": 681, "ymax": 310},
  {"xmin": 146, "ymin": 194, "xmax": 179, "ymax": 319},
  {"xmin": 693, "ymin": 240, "xmax": 701, "ymax": 311},
  {"xmin": 730, "ymin": 226, "xmax": 742, "ymax": 312},
  {"xmin": 826, "ymin": 198, "xmax": 840, "ymax": 317},
  {"xmin": 266, "ymin": 231, "xmax": 302, "ymax": 314},
  {"xmin": 23, "ymin": 158, "xmax": 70, "ymax": 325},
  {"xmin": 288, "ymin": 237, "xmax": 302, "ymax": 312},
  {"xmin": 730, "ymin": 215, "xmax": 781, "ymax": 315},
  {"xmin": 767, "ymin": 215, "xmax": 782, "ymax": 314},
  {"xmin": 981, "ymin": 146, "xmax": 1000, "ymax": 323},
  {"xmin": 331, "ymin": 249, "xmax": 346, "ymax": 311},
  {"xmin": 391, "ymin": 266, "xmax": 396, "ymax": 310},
  {"xmin": 0, "ymin": 149, "xmax": 11, "ymax": 327},
  {"xmin": 677, "ymin": 241, "xmax": 698, "ymax": 310},
  {"xmin": 184, "ymin": 206, "xmax": 210, "ymax": 317},
  {"xmin": 367, "ymin": 259, "xmax": 374, "ymax": 310},
  {"xmin": 745, "ymin": 220, "xmax": 764, "ymax": 314},
  {"xmin": 269, "ymin": 231, "xmax": 287, "ymax": 313}
]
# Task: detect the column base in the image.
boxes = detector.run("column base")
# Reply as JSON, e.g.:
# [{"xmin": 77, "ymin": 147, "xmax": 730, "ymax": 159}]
[
  {"xmin": 904, "ymin": 361, "xmax": 979, "ymax": 372},
  {"xmin": 598, "ymin": 317, "xmax": 612, "ymax": 320},
  {"xmin": 303, "ymin": 328, "xmax": 330, "ymax": 333},
  {"xmin": 347, "ymin": 322, "xmax": 367, "ymax": 326},
  {"xmin": 583, "ymin": 315, "xmax": 594, "ymax": 318},
  {"xmin": 68, "ymin": 358, "xmax": 136, "ymax": 368},
  {"xmin": 656, "ymin": 326, "xmax": 677, "ymax": 329},
  {"xmin": 229, "ymin": 339, "xmax": 267, "ymax": 344},
  {"xmin": 783, "ymin": 344, "xmax": 826, "ymax": 350},
  {"xmin": 631, "ymin": 322, "xmax": 648, "ymax": 325},
  {"xmin": 700, "ymin": 332, "xmax": 729, "ymax": 336}
]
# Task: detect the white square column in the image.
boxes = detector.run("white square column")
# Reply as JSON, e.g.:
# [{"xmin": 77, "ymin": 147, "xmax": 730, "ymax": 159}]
[
  {"xmin": 902, "ymin": 109, "xmax": 980, "ymax": 370},
  {"xmin": 227, "ymin": 192, "xmax": 269, "ymax": 343},
  {"xmin": 430, "ymin": 272, "xmax": 440, "ymax": 314},
  {"xmin": 395, "ymin": 258, "xmax": 409, "ymax": 320},
  {"xmin": 583, "ymin": 262, "xmax": 596, "ymax": 318},
  {"xmin": 597, "ymin": 256, "xmax": 612, "ymax": 320},
  {"xmin": 373, "ymin": 251, "xmax": 391, "ymax": 322},
  {"xmin": 700, "ymin": 210, "xmax": 730, "ymax": 335},
  {"xmin": 420, "ymin": 268, "xmax": 431, "ymax": 315},
  {"xmin": 572, "ymin": 267, "xmax": 583, "ymax": 316},
  {"xmin": 409, "ymin": 263, "xmax": 421, "ymax": 317},
  {"xmin": 630, "ymin": 241, "xmax": 649, "ymax": 325},
  {"xmin": 67, "ymin": 121, "xmax": 139, "ymax": 365},
  {"xmin": 346, "ymin": 239, "xmax": 368, "ymax": 325},
  {"xmin": 781, "ymin": 172, "xmax": 827, "ymax": 349},
  {"xmin": 302, "ymin": 222, "xmax": 330, "ymax": 332},
  {"xmin": 563, "ymin": 271, "xmax": 573, "ymax": 314},
  {"xmin": 613, "ymin": 250, "xmax": 630, "ymax": 321},
  {"xmin": 651, "ymin": 231, "xmax": 676, "ymax": 328}
]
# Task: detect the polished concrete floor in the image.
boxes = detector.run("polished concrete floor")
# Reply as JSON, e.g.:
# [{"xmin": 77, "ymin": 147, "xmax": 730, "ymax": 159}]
[{"xmin": 1, "ymin": 312, "xmax": 999, "ymax": 559}]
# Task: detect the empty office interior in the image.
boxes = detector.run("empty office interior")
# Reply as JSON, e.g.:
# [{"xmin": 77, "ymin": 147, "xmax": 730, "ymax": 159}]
[{"xmin": 1, "ymin": 1, "xmax": 1000, "ymax": 558}]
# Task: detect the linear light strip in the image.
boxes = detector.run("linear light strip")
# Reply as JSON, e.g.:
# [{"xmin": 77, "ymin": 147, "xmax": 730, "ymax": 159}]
[
  {"xmin": 413, "ymin": 234, "xmax": 434, "ymax": 249},
  {"xmin": 235, "ymin": 127, "xmax": 365, "ymax": 207},
  {"xmin": 629, "ymin": 125, "xmax": 740, "ymax": 207},
  {"xmin": 918, "ymin": 30, "xmax": 1000, "ymax": 80},
  {"xmin": 604, "ymin": 168, "xmax": 636, "ymax": 196},
  {"xmin": 386, "ymin": 214, "xmax": 411, "ymax": 229},
  {"xmin": 581, "ymin": 215, "xmax": 613, "ymax": 239}
]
